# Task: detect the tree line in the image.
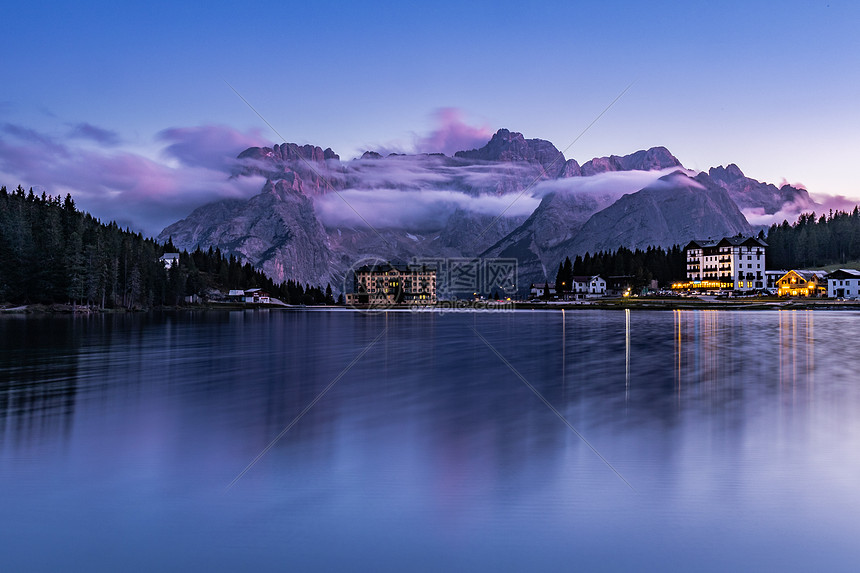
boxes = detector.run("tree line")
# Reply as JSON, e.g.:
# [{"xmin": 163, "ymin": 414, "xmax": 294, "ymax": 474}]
[
  {"xmin": 0, "ymin": 185, "xmax": 335, "ymax": 307},
  {"xmin": 766, "ymin": 208, "xmax": 860, "ymax": 269},
  {"xmin": 554, "ymin": 245, "xmax": 686, "ymax": 291},
  {"xmin": 553, "ymin": 206, "xmax": 860, "ymax": 292}
]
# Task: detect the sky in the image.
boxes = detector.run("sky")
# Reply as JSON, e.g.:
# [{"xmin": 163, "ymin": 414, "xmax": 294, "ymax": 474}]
[{"xmin": 1, "ymin": 0, "xmax": 859, "ymax": 235}]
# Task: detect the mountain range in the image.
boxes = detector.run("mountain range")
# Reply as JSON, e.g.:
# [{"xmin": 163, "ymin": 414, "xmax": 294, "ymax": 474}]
[{"xmin": 158, "ymin": 129, "xmax": 814, "ymax": 294}]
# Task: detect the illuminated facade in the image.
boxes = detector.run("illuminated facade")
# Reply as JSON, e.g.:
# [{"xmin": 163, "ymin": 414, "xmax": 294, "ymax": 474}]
[
  {"xmin": 349, "ymin": 263, "xmax": 436, "ymax": 305},
  {"xmin": 776, "ymin": 270, "xmax": 826, "ymax": 297},
  {"xmin": 681, "ymin": 236, "xmax": 767, "ymax": 291}
]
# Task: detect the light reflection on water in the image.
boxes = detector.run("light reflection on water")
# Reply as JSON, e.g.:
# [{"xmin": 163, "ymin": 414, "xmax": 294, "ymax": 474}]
[{"xmin": 1, "ymin": 309, "xmax": 860, "ymax": 572}]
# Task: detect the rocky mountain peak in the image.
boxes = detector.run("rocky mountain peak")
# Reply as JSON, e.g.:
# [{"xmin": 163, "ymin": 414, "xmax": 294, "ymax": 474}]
[
  {"xmin": 708, "ymin": 164, "xmax": 746, "ymax": 183},
  {"xmin": 454, "ymin": 128, "xmax": 566, "ymax": 177},
  {"xmin": 580, "ymin": 146, "xmax": 682, "ymax": 176},
  {"xmin": 233, "ymin": 141, "xmax": 342, "ymax": 197},
  {"xmin": 238, "ymin": 142, "xmax": 339, "ymax": 165}
]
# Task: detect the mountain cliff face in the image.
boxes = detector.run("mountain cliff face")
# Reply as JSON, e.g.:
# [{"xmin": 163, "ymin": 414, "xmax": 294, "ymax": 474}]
[
  {"xmin": 161, "ymin": 179, "xmax": 336, "ymax": 287},
  {"xmin": 481, "ymin": 170, "xmax": 754, "ymax": 291},
  {"xmin": 480, "ymin": 189, "xmax": 620, "ymax": 282},
  {"xmin": 159, "ymin": 129, "xmax": 814, "ymax": 294},
  {"xmin": 552, "ymin": 172, "xmax": 751, "ymax": 258},
  {"xmin": 235, "ymin": 143, "xmax": 342, "ymax": 196},
  {"xmin": 708, "ymin": 163, "xmax": 812, "ymax": 215}
]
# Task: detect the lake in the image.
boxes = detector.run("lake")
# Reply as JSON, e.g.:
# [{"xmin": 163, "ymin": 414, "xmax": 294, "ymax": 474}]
[{"xmin": 2, "ymin": 309, "xmax": 859, "ymax": 571}]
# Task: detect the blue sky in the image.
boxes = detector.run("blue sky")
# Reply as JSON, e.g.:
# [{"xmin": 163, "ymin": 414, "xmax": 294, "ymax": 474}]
[{"xmin": 2, "ymin": 0, "xmax": 858, "ymax": 233}]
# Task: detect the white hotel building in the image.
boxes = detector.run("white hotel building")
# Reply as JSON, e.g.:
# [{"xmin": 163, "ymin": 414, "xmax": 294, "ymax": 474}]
[{"xmin": 683, "ymin": 236, "xmax": 768, "ymax": 291}]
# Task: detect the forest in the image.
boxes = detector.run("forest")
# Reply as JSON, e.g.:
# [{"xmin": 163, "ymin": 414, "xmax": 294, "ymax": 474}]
[
  {"xmin": 765, "ymin": 208, "xmax": 860, "ymax": 269},
  {"xmin": 554, "ymin": 207, "xmax": 860, "ymax": 291},
  {"xmin": 0, "ymin": 185, "xmax": 335, "ymax": 307},
  {"xmin": 553, "ymin": 245, "xmax": 687, "ymax": 293}
]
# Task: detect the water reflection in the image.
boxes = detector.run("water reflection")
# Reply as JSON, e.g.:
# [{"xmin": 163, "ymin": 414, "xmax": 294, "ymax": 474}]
[
  {"xmin": 672, "ymin": 309, "xmax": 817, "ymax": 405},
  {"xmin": 0, "ymin": 317, "xmax": 81, "ymax": 448},
  {"xmin": 1, "ymin": 310, "xmax": 859, "ymax": 572},
  {"xmin": 778, "ymin": 310, "xmax": 815, "ymax": 390},
  {"xmin": 625, "ymin": 308, "xmax": 630, "ymax": 405}
]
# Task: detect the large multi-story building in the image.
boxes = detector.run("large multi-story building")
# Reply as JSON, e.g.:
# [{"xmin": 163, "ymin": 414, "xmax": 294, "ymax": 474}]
[
  {"xmin": 349, "ymin": 263, "xmax": 437, "ymax": 305},
  {"xmin": 683, "ymin": 236, "xmax": 768, "ymax": 291}
]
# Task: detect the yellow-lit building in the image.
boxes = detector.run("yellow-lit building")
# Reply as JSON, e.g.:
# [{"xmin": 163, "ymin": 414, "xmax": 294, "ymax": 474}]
[
  {"xmin": 776, "ymin": 270, "xmax": 826, "ymax": 297},
  {"xmin": 348, "ymin": 263, "xmax": 437, "ymax": 305}
]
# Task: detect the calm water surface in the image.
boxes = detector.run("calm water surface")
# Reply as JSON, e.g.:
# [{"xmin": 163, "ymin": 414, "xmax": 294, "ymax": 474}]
[{"xmin": 2, "ymin": 309, "xmax": 859, "ymax": 571}]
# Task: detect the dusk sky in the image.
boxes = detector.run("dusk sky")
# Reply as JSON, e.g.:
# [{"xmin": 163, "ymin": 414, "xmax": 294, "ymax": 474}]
[{"xmin": 2, "ymin": 1, "xmax": 859, "ymax": 234}]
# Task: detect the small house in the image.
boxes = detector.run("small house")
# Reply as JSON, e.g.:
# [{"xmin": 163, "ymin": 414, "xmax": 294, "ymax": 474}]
[
  {"xmin": 530, "ymin": 283, "xmax": 556, "ymax": 299},
  {"xmin": 244, "ymin": 288, "xmax": 270, "ymax": 303},
  {"xmin": 571, "ymin": 275, "xmax": 606, "ymax": 296},
  {"xmin": 826, "ymin": 269, "xmax": 860, "ymax": 298}
]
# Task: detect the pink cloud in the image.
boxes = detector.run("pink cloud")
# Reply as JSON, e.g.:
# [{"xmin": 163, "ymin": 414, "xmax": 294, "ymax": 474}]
[
  {"xmin": 414, "ymin": 108, "xmax": 492, "ymax": 156},
  {"xmin": 0, "ymin": 123, "xmax": 266, "ymax": 235},
  {"xmin": 779, "ymin": 177, "xmax": 807, "ymax": 191},
  {"xmin": 809, "ymin": 193, "xmax": 859, "ymax": 214},
  {"xmin": 158, "ymin": 125, "xmax": 270, "ymax": 171}
]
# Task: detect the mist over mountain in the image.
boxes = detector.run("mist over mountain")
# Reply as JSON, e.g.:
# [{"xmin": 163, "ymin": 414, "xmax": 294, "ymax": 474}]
[{"xmin": 159, "ymin": 129, "xmax": 815, "ymax": 294}]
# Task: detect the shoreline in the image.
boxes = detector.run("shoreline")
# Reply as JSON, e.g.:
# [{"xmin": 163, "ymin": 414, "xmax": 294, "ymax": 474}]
[{"xmin": 4, "ymin": 298, "xmax": 860, "ymax": 315}]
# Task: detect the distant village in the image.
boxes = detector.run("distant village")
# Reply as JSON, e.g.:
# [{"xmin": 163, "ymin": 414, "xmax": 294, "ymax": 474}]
[
  {"xmin": 158, "ymin": 234, "xmax": 860, "ymax": 308},
  {"xmin": 534, "ymin": 235, "xmax": 860, "ymax": 301},
  {"xmin": 338, "ymin": 235, "xmax": 860, "ymax": 307}
]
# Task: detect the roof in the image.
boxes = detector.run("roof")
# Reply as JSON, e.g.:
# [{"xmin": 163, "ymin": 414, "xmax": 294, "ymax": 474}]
[
  {"xmin": 716, "ymin": 236, "xmax": 768, "ymax": 248},
  {"xmin": 685, "ymin": 239, "xmax": 717, "ymax": 249},
  {"xmin": 355, "ymin": 262, "xmax": 437, "ymax": 273},
  {"xmin": 826, "ymin": 268, "xmax": 860, "ymax": 279},
  {"xmin": 571, "ymin": 275, "xmax": 603, "ymax": 282},
  {"xmin": 783, "ymin": 270, "xmax": 824, "ymax": 281},
  {"xmin": 685, "ymin": 236, "xmax": 768, "ymax": 249},
  {"xmin": 160, "ymin": 252, "xmax": 180, "ymax": 259},
  {"xmin": 228, "ymin": 290, "xmax": 244, "ymax": 296}
]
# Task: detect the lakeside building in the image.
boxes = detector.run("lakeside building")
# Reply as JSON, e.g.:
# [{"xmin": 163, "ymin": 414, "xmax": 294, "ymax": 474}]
[
  {"xmin": 552, "ymin": 276, "xmax": 607, "ymax": 300},
  {"xmin": 571, "ymin": 275, "xmax": 607, "ymax": 297},
  {"xmin": 606, "ymin": 275, "xmax": 636, "ymax": 297},
  {"xmin": 243, "ymin": 288, "xmax": 270, "ymax": 303},
  {"xmin": 225, "ymin": 289, "xmax": 272, "ymax": 304},
  {"xmin": 530, "ymin": 283, "xmax": 556, "ymax": 299},
  {"xmin": 764, "ymin": 270, "xmax": 787, "ymax": 292},
  {"xmin": 826, "ymin": 269, "xmax": 860, "ymax": 298},
  {"xmin": 678, "ymin": 236, "xmax": 767, "ymax": 291},
  {"xmin": 348, "ymin": 263, "xmax": 437, "ymax": 305},
  {"xmin": 776, "ymin": 270, "xmax": 827, "ymax": 297}
]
